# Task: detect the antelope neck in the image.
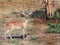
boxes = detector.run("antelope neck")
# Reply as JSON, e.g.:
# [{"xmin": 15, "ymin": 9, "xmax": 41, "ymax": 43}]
[
  {"xmin": 24, "ymin": 19, "xmax": 28, "ymax": 25},
  {"xmin": 23, "ymin": 19, "xmax": 28, "ymax": 28}
]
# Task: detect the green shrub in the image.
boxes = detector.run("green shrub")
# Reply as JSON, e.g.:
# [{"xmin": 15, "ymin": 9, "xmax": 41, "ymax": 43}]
[
  {"xmin": 54, "ymin": 11, "xmax": 60, "ymax": 19},
  {"xmin": 30, "ymin": 10, "xmax": 46, "ymax": 18},
  {"xmin": 46, "ymin": 10, "xmax": 60, "ymax": 19},
  {"xmin": 46, "ymin": 21, "xmax": 60, "ymax": 33}
]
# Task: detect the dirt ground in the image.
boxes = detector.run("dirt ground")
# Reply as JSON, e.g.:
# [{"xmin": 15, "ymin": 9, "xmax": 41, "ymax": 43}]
[
  {"xmin": 0, "ymin": 18, "xmax": 59, "ymax": 45},
  {"xmin": 0, "ymin": 0, "xmax": 60, "ymax": 45}
]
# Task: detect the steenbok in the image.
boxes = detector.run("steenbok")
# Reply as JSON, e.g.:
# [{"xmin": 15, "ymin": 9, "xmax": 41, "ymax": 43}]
[{"xmin": 4, "ymin": 11, "xmax": 32, "ymax": 40}]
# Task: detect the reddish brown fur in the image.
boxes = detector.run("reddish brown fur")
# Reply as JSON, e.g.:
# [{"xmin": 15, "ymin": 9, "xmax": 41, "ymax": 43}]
[{"xmin": 6, "ymin": 21, "xmax": 24, "ymax": 29}]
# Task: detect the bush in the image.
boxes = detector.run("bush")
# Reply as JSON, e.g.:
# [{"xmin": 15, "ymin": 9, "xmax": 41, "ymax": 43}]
[
  {"xmin": 54, "ymin": 11, "xmax": 60, "ymax": 19},
  {"xmin": 30, "ymin": 10, "xmax": 46, "ymax": 18},
  {"xmin": 46, "ymin": 10, "xmax": 60, "ymax": 20},
  {"xmin": 46, "ymin": 21, "xmax": 60, "ymax": 33}
]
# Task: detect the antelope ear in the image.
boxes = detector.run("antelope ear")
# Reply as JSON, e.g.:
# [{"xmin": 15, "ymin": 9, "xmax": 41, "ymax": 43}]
[
  {"xmin": 44, "ymin": 0, "xmax": 48, "ymax": 3},
  {"xmin": 21, "ymin": 11, "xmax": 26, "ymax": 16},
  {"xmin": 29, "ymin": 12, "xmax": 32, "ymax": 15}
]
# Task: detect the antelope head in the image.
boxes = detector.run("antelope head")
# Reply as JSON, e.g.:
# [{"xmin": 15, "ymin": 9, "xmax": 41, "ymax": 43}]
[{"xmin": 21, "ymin": 11, "xmax": 32, "ymax": 19}]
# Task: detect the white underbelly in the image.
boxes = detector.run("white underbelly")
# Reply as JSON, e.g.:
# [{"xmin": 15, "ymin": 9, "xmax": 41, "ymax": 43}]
[{"xmin": 15, "ymin": 26, "xmax": 22, "ymax": 29}]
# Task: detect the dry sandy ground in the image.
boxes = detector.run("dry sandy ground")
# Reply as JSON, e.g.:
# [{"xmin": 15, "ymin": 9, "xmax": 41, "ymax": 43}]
[{"xmin": 0, "ymin": 19, "xmax": 59, "ymax": 45}]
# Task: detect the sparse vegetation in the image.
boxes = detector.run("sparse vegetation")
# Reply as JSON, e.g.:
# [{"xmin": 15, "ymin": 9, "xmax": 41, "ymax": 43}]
[
  {"xmin": 46, "ymin": 20, "xmax": 60, "ymax": 33},
  {"xmin": 30, "ymin": 10, "xmax": 46, "ymax": 18}
]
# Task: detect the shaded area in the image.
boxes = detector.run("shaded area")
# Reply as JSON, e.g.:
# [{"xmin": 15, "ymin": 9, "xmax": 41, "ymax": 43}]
[{"xmin": 6, "ymin": 35, "xmax": 27, "ymax": 39}]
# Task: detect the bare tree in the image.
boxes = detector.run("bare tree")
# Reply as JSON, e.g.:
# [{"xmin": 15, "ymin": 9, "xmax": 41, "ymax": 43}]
[{"xmin": 43, "ymin": 0, "xmax": 56, "ymax": 17}]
